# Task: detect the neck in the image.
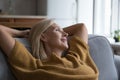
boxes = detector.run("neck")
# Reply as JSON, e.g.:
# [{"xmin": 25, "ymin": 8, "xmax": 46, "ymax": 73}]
[{"xmin": 44, "ymin": 45, "xmax": 63, "ymax": 58}]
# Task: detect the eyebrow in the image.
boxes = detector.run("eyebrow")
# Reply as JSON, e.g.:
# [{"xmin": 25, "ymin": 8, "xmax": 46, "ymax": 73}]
[{"xmin": 51, "ymin": 24, "xmax": 62, "ymax": 30}]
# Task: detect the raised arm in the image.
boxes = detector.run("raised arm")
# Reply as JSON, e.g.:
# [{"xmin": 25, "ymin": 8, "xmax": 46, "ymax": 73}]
[
  {"xmin": 63, "ymin": 23, "xmax": 88, "ymax": 44},
  {"xmin": 0, "ymin": 25, "xmax": 29, "ymax": 56}
]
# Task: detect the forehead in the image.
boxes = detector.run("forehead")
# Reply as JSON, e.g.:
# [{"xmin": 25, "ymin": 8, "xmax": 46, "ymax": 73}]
[
  {"xmin": 44, "ymin": 23, "xmax": 60, "ymax": 33},
  {"xmin": 51, "ymin": 23, "xmax": 60, "ymax": 29}
]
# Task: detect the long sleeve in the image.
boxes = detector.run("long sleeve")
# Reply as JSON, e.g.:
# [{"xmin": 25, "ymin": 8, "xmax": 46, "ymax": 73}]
[
  {"xmin": 68, "ymin": 35, "xmax": 89, "ymax": 61},
  {"xmin": 8, "ymin": 40, "xmax": 43, "ymax": 70},
  {"xmin": 7, "ymin": 38, "xmax": 99, "ymax": 80},
  {"xmin": 67, "ymin": 35, "xmax": 99, "ymax": 76}
]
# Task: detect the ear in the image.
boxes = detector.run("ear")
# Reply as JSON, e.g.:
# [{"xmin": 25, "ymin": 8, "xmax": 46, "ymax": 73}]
[{"xmin": 40, "ymin": 34, "xmax": 48, "ymax": 42}]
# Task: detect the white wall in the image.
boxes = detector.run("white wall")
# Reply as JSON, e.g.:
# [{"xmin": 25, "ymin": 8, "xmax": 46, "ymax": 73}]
[
  {"xmin": 119, "ymin": 0, "xmax": 120, "ymax": 29},
  {"xmin": 92, "ymin": 0, "xmax": 112, "ymax": 36},
  {"xmin": 77, "ymin": 0, "xmax": 94, "ymax": 34},
  {"xmin": 46, "ymin": 0, "xmax": 77, "ymax": 27},
  {"xmin": 93, "ymin": 0, "xmax": 106, "ymax": 35},
  {"xmin": 37, "ymin": 0, "xmax": 94, "ymax": 29},
  {"xmin": 111, "ymin": 0, "xmax": 119, "ymax": 31}
]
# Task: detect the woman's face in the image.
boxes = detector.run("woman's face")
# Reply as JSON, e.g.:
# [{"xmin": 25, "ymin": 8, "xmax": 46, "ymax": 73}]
[{"xmin": 42, "ymin": 23, "xmax": 68, "ymax": 51}]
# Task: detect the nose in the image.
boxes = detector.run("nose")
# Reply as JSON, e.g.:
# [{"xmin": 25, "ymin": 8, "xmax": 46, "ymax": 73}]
[{"xmin": 63, "ymin": 31, "xmax": 68, "ymax": 37}]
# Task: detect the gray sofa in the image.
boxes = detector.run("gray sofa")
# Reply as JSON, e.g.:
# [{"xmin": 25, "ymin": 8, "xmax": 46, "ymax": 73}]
[
  {"xmin": 0, "ymin": 35, "xmax": 120, "ymax": 80},
  {"xmin": 88, "ymin": 35, "xmax": 120, "ymax": 80}
]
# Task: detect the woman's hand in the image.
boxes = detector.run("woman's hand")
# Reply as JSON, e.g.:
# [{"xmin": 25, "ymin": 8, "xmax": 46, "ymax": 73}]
[
  {"xmin": 17, "ymin": 29, "xmax": 30, "ymax": 38},
  {"xmin": 0, "ymin": 25, "xmax": 30, "ymax": 38},
  {"xmin": 63, "ymin": 23, "xmax": 88, "ymax": 44}
]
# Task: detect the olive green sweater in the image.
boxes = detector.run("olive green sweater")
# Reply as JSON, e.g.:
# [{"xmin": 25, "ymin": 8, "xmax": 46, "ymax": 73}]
[{"xmin": 8, "ymin": 36, "xmax": 99, "ymax": 80}]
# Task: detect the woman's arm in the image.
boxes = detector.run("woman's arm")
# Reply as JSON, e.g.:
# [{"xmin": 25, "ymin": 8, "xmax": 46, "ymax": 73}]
[
  {"xmin": 0, "ymin": 25, "xmax": 29, "ymax": 56},
  {"xmin": 63, "ymin": 23, "xmax": 88, "ymax": 44}
]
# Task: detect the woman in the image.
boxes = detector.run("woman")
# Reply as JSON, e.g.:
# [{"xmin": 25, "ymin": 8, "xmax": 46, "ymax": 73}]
[{"xmin": 0, "ymin": 19, "xmax": 99, "ymax": 80}]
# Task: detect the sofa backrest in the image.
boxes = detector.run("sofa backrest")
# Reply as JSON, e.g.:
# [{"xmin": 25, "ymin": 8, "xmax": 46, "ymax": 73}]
[
  {"xmin": 0, "ymin": 50, "xmax": 16, "ymax": 80},
  {"xmin": 88, "ymin": 35, "xmax": 118, "ymax": 80}
]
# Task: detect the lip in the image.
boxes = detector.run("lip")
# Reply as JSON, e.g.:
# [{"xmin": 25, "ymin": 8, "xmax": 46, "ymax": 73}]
[{"xmin": 61, "ymin": 37, "xmax": 67, "ymax": 42}]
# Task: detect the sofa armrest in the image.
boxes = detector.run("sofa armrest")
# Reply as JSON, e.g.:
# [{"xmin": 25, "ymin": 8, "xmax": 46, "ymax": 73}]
[
  {"xmin": 114, "ymin": 55, "xmax": 120, "ymax": 79},
  {"xmin": 88, "ymin": 35, "xmax": 118, "ymax": 80},
  {"xmin": 0, "ymin": 50, "xmax": 16, "ymax": 80},
  {"xmin": 111, "ymin": 43, "xmax": 120, "ymax": 55}
]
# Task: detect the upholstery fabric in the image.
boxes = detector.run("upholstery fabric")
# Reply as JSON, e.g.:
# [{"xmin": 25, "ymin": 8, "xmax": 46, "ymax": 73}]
[
  {"xmin": 88, "ymin": 35, "xmax": 118, "ymax": 80},
  {"xmin": 0, "ymin": 50, "xmax": 16, "ymax": 80},
  {"xmin": 114, "ymin": 55, "xmax": 120, "ymax": 79}
]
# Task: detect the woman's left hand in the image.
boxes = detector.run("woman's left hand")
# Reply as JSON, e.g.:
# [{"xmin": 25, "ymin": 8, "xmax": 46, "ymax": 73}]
[{"xmin": 20, "ymin": 29, "xmax": 30, "ymax": 38}]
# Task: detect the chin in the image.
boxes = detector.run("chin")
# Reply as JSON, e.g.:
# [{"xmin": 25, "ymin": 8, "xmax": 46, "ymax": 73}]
[
  {"xmin": 60, "ymin": 42, "xmax": 68, "ymax": 50},
  {"xmin": 63, "ymin": 45, "xmax": 69, "ymax": 50}
]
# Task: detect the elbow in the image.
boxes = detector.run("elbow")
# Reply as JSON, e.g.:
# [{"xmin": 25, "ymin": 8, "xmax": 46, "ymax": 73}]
[
  {"xmin": 76, "ymin": 23, "xmax": 88, "ymax": 33},
  {"xmin": 77, "ymin": 23, "xmax": 86, "ymax": 29},
  {"xmin": 0, "ymin": 27, "xmax": 5, "ymax": 36},
  {"xmin": 0, "ymin": 25, "xmax": 7, "ymax": 33}
]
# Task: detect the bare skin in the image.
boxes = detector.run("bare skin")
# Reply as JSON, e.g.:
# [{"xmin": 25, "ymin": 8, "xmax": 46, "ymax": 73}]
[
  {"xmin": 0, "ymin": 23, "xmax": 88, "ymax": 58},
  {"xmin": 63, "ymin": 23, "xmax": 88, "ymax": 44},
  {"xmin": 0, "ymin": 25, "xmax": 29, "ymax": 56},
  {"xmin": 41, "ymin": 23, "xmax": 68, "ymax": 57}
]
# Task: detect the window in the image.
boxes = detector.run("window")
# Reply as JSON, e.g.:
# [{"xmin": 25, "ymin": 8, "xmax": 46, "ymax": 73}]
[
  {"xmin": 111, "ymin": 0, "xmax": 120, "ymax": 33},
  {"xmin": 93, "ymin": 0, "xmax": 112, "ymax": 36}
]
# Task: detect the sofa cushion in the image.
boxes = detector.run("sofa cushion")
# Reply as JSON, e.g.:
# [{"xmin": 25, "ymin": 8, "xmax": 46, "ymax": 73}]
[
  {"xmin": 88, "ymin": 35, "xmax": 118, "ymax": 80},
  {"xmin": 114, "ymin": 55, "xmax": 120, "ymax": 79},
  {"xmin": 0, "ymin": 50, "xmax": 16, "ymax": 80}
]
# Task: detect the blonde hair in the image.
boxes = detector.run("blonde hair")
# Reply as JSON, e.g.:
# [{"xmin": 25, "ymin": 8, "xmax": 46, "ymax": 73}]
[{"xmin": 29, "ymin": 19, "xmax": 54, "ymax": 60}]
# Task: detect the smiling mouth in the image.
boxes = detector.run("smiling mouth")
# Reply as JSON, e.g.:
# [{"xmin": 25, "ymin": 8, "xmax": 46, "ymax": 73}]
[{"xmin": 61, "ymin": 38, "xmax": 67, "ymax": 42}]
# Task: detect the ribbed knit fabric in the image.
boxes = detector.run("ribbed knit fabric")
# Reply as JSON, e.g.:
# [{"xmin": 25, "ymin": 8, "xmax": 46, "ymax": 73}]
[{"xmin": 8, "ymin": 36, "xmax": 99, "ymax": 80}]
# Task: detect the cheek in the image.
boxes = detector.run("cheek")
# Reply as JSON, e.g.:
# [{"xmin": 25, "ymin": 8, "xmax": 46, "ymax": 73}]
[
  {"xmin": 47, "ymin": 34, "xmax": 61, "ymax": 45},
  {"xmin": 46, "ymin": 38, "xmax": 60, "ymax": 48},
  {"xmin": 47, "ymin": 33, "xmax": 61, "ymax": 40},
  {"xmin": 48, "ymin": 36, "xmax": 60, "ymax": 43},
  {"xmin": 45, "ymin": 31, "xmax": 62, "ymax": 44}
]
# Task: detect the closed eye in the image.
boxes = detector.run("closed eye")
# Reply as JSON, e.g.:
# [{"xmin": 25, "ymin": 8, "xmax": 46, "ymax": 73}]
[
  {"xmin": 55, "ymin": 28, "xmax": 59, "ymax": 31},
  {"xmin": 55, "ymin": 28, "xmax": 61, "ymax": 32}
]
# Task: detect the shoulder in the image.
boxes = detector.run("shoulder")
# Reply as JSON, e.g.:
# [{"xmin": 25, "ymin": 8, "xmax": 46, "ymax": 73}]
[
  {"xmin": 8, "ymin": 39, "xmax": 33, "ymax": 63},
  {"xmin": 15, "ymin": 38, "xmax": 31, "ymax": 51},
  {"xmin": 9, "ymin": 38, "xmax": 31, "ymax": 58}
]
